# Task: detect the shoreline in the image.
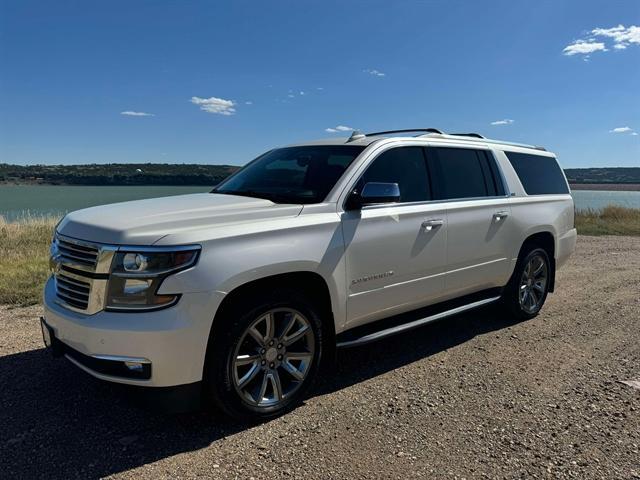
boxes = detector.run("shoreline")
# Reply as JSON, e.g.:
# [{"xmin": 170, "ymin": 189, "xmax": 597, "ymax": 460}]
[{"xmin": 570, "ymin": 183, "xmax": 640, "ymax": 192}]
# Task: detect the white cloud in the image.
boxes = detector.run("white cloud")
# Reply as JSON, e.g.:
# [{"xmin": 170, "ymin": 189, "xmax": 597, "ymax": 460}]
[
  {"xmin": 609, "ymin": 127, "xmax": 632, "ymax": 133},
  {"xmin": 563, "ymin": 40, "xmax": 607, "ymax": 56},
  {"xmin": 564, "ymin": 25, "xmax": 640, "ymax": 57},
  {"xmin": 364, "ymin": 69, "xmax": 385, "ymax": 77},
  {"xmin": 325, "ymin": 125, "xmax": 355, "ymax": 133},
  {"xmin": 632, "ymin": 132, "xmax": 639, "ymax": 136},
  {"xmin": 299, "ymin": 91, "xmax": 305, "ymax": 95},
  {"xmin": 490, "ymin": 119, "xmax": 514, "ymax": 126},
  {"xmin": 190, "ymin": 96, "xmax": 236, "ymax": 115},
  {"xmin": 316, "ymin": 87, "xmax": 324, "ymax": 91},
  {"xmin": 591, "ymin": 24, "xmax": 640, "ymax": 49},
  {"xmin": 245, "ymin": 101, "xmax": 253, "ymax": 105},
  {"xmin": 287, "ymin": 94, "xmax": 295, "ymax": 98},
  {"xmin": 120, "ymin": 111, "xmax": 154, "ymax": 117}
]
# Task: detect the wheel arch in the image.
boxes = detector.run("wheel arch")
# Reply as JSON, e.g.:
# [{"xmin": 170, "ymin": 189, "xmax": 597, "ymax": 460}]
[
  {"xmin": 517, "ymin": 230, "xmax": 556, "ymax": 292},
  {"xmin": 205, "ymin": 271, "xmax": 337, "ymax": 372}
]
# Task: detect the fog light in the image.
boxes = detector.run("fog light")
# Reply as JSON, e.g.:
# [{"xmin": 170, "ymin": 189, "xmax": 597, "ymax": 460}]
[{"xmin": 124, "ymin": 361, "xmax": 144, "ymax": 372}]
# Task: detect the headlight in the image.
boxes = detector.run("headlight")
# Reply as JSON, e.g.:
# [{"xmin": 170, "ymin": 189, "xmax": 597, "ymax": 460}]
[{"xmin": 106, "ymin": 246, "xmax": 200, "ymax": 311}]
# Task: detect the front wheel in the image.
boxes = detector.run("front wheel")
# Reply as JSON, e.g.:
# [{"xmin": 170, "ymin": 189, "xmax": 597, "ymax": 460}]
[
  {"xmin": 204, "ymin": 290, "xmax": 323, "ymax": 420},
  {"xmin": 501, "ymin": 247, "xmax": 551, "ymax": 320}
]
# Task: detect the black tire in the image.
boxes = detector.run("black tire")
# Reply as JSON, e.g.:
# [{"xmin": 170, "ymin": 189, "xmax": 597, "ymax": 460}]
[
  {"xmin": 204, "ymin": 288, "xmax": 324, "ymax": 420},
  {"xmin": 501, "ymin": 246, "xmax": 551, "ymax": 321}
]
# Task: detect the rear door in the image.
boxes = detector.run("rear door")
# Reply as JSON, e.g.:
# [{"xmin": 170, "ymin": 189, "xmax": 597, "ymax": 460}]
[
  {"xmin": 342, "ymin": 146, "xmax": 447, "ymax": 328},
  {"xmin": 427, "ymin": 146, "xmax": 516, "ymax": 296}
]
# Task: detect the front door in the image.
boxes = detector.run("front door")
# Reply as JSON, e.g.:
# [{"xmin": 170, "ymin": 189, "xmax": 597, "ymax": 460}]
[{"xmin": 341, "ymin": 146, "xmax": 447, "ymax": 328}]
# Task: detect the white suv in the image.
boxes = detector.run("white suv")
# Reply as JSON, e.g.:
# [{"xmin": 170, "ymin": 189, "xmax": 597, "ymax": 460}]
[{"xmin": 42, "ymin": 128, "xmax": 577, "ymax": 418}]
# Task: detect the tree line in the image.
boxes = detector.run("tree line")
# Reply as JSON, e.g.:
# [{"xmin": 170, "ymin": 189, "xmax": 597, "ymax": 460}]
[{"xmin": 0, "ymin": 163, "xmax": 241, "ymax": 186}]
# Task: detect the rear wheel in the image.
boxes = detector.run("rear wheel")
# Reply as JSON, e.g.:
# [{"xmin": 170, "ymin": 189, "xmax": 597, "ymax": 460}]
[
  {"xmin": 502, "ymin": 247, "xmax": 551, "ymax": 320},
  {"xmin": 205, "ymin": 290, "xmax": 323, "ymax": 420}
]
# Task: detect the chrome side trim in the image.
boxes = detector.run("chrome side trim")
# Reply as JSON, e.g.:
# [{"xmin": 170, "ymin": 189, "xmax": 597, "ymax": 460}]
[
  {"xmin": 336, "ymin": 296, "xmax": 501, "ymax": 348},
  {"xmin": 359, "ymin": 195, "xmax": 511, "ymax": 212},
  {"xmin": 348, "ymin": 258, "xmax": 506, "ymax": 298}
]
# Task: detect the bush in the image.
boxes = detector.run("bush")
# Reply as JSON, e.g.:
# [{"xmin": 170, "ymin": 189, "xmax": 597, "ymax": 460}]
[{"xmin": 575, "ymin": 205, "xmax": 640, "ymax": 236}]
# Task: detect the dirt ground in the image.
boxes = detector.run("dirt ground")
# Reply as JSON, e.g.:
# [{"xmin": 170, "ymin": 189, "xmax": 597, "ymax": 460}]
[{"xmin": 1, "ymin": 235, "xmax": 639, "ymax": 479}]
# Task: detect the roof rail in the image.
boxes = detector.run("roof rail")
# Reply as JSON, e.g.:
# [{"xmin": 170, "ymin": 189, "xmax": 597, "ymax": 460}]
[
  {"xmin": 450, "ymin": 132, "xmax": 485, "ymax": 139},
  {"xmin": 349, "ymin": 128, "xmax": 547, "ymax": 151},
  {"xmin": 365, "ymin": 128, "xmax": 444, "ymax": 136},
  {"xmin": 438, "ymin": 135, "xmax": 547, "ymax": 151}
]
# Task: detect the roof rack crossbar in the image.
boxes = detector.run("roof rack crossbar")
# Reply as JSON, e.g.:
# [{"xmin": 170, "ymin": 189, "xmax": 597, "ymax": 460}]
[{"xmin": 365, "ymin": 128, "xmax": 444, "ymax": 136}]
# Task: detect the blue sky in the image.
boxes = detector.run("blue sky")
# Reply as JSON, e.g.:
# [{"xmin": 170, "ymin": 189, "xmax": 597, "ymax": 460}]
[{"xmin": 1, "ymin": 0, "xmax": 639, "ymax": 168}]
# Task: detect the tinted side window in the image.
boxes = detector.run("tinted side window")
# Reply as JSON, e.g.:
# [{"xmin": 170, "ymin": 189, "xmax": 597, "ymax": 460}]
[
  {"xmin": 358, "ymin": 147, "xmax": 430, "ymax": 202},
  {"xmin": 505, "ymin": 152, "xmax": 569, "ymax": 195},
  {"xmin": 428, "ymin": 147, "xmax": 492, "ymax": 200}
]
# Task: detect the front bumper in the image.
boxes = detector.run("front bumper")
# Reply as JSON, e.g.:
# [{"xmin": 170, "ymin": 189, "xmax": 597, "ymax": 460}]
[{"xmin": 43, "ymin": 276, "xmax": 225, "ymax": 387}]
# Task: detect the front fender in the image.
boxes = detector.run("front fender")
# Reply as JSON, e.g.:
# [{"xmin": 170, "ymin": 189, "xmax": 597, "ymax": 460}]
[{"xmin": 156, "ymin": 214, "xmax": 348, "ymax": 330}]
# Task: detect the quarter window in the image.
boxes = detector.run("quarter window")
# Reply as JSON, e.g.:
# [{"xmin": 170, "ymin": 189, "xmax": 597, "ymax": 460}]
[
  {"xmin": 504, "ymin": 152, "xmax": 569, "ymax": 195},
  {"xmin": 357, "ymin": 147, "xmax": 431, "ymax": 203},
  {"xmin": 428, "ymin": 147, "xmax": 498, "ymax": 200}
]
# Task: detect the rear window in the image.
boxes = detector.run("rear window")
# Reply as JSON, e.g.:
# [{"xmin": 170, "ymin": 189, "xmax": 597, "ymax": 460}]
[{"xmin": 505, "ymin": 152, "xmax": 569, "ymax": 195}]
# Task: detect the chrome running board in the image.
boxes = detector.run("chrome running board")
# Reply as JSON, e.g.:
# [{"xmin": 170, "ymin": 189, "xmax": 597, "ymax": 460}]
[{"xmin": 336, "ymin": 296, "xmax": 501, "ymax": 348}]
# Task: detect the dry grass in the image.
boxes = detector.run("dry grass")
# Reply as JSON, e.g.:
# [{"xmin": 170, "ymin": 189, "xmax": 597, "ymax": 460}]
[
  {"xmin": 575, "ymin": 205, "xmax": 640, "ymax": 236},
  {"xmin": 0, "ymin": 215, "xmax": 57, "ymax": 306},
  {"xmin": 0, "ymin": 206, "xmax": 638, "ymax": 306}
]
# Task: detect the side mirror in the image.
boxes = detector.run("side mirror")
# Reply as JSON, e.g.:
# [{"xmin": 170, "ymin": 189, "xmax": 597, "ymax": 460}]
[{"xmin": 347, "ymin": 182, "xmax": 400, "ymax": 209}]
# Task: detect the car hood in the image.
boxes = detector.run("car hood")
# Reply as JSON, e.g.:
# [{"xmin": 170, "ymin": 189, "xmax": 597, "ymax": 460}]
[{"xmin": 57, "ymin": 193, "xmax": 304, "ymax": 245}]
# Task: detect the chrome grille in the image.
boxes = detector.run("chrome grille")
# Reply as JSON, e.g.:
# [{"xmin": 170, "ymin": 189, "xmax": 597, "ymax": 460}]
[
  {"xmin": 55, "ymin": 272, "xmax": 91, "ymax": 310},
  {"xmin": 51, "ymin": 234, "xmax": 115, "ymax": 315},
  {"xmin": 57, "ymin": 237, "xmax": 99, "ymax": 268}
]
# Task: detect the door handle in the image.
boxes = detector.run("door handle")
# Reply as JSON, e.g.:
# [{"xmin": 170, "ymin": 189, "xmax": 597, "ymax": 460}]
[
  {"xmin": 422, "ymin": 219, "xmax": 444, "ymax": 231},
  {"xmin": 493, "ymin": 211, "xmax": 509, "ymax": 221}
]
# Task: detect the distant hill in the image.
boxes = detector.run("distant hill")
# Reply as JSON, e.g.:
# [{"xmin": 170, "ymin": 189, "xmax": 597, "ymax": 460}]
[
  {"xmin": 564, "ymin": 167, "xmax": 640, "ymax": 184},
  {"xmin": 1, "ymin": 163, "xmax": 639, "ymax": 186},
  {"xmin": 0, "ymin": 163, "xmax": 241, "ymax": 186}
]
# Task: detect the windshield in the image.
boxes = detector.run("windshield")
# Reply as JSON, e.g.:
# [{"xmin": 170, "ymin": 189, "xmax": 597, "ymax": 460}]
[{"xmin": 213, "ymin": 145, "xmax": 365, "ymax": 204}]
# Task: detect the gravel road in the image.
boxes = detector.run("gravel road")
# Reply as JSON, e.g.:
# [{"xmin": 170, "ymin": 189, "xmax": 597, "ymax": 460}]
[{"xmin": 1, "ymin": 235, "xmax": 639, "ymax": 479}]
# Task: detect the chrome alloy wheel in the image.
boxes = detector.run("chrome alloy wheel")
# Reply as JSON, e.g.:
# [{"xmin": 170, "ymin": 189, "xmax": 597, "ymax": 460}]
[
  {"xmin": 232, "ymin": 308, "xmax": 315, "ymax": 408},
  {"xmin": 519, "ymin": 254, "xmax": 548, "ymax": 314}
]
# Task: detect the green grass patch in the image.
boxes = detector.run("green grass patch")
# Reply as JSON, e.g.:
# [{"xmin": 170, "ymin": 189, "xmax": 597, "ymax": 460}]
[
  {"xmin": 0, "ymin": 216, "xmax": 57, "ymax": 306},
  {"xmin": 575, "ymin": 205, "xmax": 640, "ymax": 236}
]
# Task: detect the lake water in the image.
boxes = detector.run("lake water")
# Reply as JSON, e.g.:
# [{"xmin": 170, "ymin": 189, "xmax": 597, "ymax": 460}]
[
  {"xmin": 0, "ymin": 185, "xmax": 210, "ymax": 221},
  {"xmin": 1, "ymin": 185, "xmax": 639, "ymax": 221}
]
